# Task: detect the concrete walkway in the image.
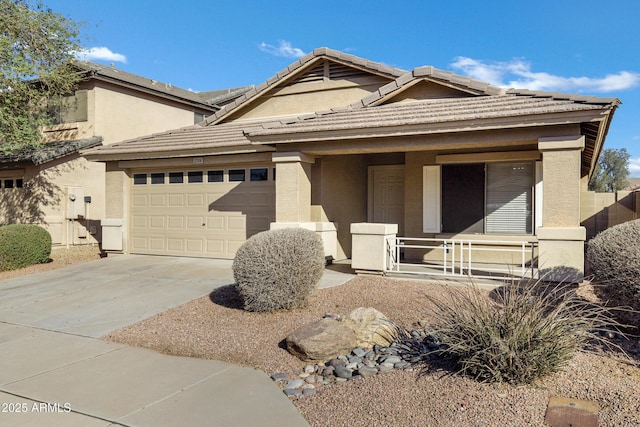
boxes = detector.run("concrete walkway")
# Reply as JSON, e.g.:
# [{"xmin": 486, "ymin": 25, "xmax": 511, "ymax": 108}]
[{"xmin": 0, "ymin": 255, "xmax": 354, "ymax": 426}]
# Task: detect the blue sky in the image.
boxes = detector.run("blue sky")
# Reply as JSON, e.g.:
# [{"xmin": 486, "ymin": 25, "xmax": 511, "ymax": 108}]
[{"xmin": 47, "ymin": 0, "xmax": 640, "ymax": 176}]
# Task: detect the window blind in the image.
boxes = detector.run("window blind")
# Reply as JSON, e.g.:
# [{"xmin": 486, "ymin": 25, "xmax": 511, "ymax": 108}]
[{"xmin": 486, "ymin": 162, "xmax": 533, "ymax": 234}]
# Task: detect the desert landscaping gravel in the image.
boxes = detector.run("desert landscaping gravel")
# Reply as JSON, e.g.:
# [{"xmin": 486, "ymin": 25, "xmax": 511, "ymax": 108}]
[
  {"xmin": 103, "ymin": 275, "xmax": 640, "ymax": 427},
  {"xmin": 3, "ymin": 248, "xmax": 638, "ymax": 426}
]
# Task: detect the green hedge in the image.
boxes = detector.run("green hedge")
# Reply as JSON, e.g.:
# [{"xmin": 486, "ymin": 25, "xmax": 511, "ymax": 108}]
[{"xmin": 0, "ymin": 224, "xmax": 52, "ymax": 271}]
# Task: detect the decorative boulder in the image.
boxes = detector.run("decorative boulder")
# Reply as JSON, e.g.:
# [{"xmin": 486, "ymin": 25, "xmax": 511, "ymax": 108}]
[
  {"xmin": 342, "ymin": 307, "xmax": 396, "ymax": 349},
  {"xmin": 286, "ymin": 318, "xmax": 357, "ymax": 362}
]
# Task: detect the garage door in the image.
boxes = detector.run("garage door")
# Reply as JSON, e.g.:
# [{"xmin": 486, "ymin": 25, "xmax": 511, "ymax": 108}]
[{"xmin": 129, "ymin": 166, "xmax": 275, "ymax": 258}]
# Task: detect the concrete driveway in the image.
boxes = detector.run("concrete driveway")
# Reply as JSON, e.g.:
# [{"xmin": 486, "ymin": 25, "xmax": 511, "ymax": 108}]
[
  {"xmin": 0, "ymin": 254, "xmax": 337, "ymax": 426},
  {"xmin": 0, "ymin": 255, "xmax": 237, "ymax": 337}
]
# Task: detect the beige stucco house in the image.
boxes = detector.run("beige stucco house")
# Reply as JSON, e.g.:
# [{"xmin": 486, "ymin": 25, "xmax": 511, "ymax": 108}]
[
  {"xmin": 0, "ymin": 62, "xmax": 249, "ymax": 246},
  {"xmin": 83, "ymin": 48, "xmax": 619, "ymax": 280}
]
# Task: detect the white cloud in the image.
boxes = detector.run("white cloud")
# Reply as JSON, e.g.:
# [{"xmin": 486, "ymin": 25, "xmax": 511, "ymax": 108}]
[
  {"xmin": 259, "ymin": 40, "xmax": 305, "ymax": 58},
  {"xmin": 450, "ymin": 57, "xmax": 640, "ymax": 93},
  {"xmin": 629, "ymin": 157, "xmax": 640, "ymax": 177},
  {"xmin": 75, "ymin": 47, "xmax": 127, "ymax": 63}
]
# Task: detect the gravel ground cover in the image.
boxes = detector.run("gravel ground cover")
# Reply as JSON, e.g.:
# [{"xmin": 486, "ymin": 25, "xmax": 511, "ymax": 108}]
[{"xmin": 103, "ymin": 275, "xmax": 640, "ymax": 427}]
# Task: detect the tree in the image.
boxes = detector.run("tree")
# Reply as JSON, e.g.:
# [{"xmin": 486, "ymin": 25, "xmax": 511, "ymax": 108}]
[
  {"xmin": 0, "ymin": 0, "xmax": 83, "ymax": 154},
  {"xmin": 588, "ymin": 147, "xmax": 631, "ymax": 192}
]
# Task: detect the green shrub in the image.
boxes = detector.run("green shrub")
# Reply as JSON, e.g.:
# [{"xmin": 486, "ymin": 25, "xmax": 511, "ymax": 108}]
[
  {"xmin": 424, "ymin": 281, "xmax": 617, "ymax": 384},
  {"xmin": 587, "ymin": 219, "xmax": 640, "ymax": 327},
  {"xmin": 232, "ymin": 227, "xmax": 325, "ymax": 312},
  {"xmin": 0, "ymin": 224, "xmax": 52, "ymax": 271}
]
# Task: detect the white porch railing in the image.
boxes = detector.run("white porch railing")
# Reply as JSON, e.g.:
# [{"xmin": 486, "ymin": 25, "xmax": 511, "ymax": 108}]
[{"xmin": 386, "ymin": 237, "xmax": 537, "ymax": 280}]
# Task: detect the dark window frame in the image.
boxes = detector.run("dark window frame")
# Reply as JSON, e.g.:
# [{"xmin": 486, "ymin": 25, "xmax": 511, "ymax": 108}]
[
  {"xmin": 207, "ymin": 170, "xmax": 224, "ymax": 183},
  {"xmin": 229, "ymin": 169, "xmax": 246, "ymax": 182},
  {"xmin": 133, "ymin": 174, "xmax": 147, "ymax": 185},
  {"xmin": 150, "ymin": 173, "xmax": 165, "ymax": 184},
  {"xmin": 169, "ymin": 172, "xmax": 184, "ymax": 184},
  {"xmin": 188, "ymin": 171, "xmax": 204, "ymax": 183},
  {"xmin": 250, "ymin": 168, "xmax": 268, "ymax": 182}
]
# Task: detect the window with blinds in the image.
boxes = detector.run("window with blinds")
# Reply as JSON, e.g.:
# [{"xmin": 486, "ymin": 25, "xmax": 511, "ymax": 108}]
[
  {"xmin": 486, "ymin": 162, "xmax": 533, "ymax": 234},
  {"xmin": 423, "ymin": 161, "xmax": 534, "ymax": 235}
]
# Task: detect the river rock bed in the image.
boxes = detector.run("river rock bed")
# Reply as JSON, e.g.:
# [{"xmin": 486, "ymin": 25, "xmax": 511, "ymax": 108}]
[{"xmin": 272, "ymin": 327, "xmax": 440, "ymax": 397}]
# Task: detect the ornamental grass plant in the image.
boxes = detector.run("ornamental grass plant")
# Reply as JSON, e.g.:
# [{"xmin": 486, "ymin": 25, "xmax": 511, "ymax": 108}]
[{"xmin": 423, "ymin": 279, "xmax": 622, "ymax": 384}]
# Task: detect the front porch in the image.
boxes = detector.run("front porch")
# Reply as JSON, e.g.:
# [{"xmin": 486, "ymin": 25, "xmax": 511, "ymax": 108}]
[{"xmin": 270, "ymin": 136, "xmax": 588, "ymax": 281}]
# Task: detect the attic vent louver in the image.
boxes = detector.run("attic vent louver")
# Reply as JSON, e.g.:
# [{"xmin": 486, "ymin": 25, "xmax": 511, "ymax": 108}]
[{"xmin": 288, "ymin": 60, "xmax": 371, "ymax": 86}]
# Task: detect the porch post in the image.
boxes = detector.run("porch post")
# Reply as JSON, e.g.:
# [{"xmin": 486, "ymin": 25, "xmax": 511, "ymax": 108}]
[
  {"xmin": 537, "ymin": 135, "xmax": 586, "ymax": 281},
  {"xmin": 271, "ymin": 152, "xmax": 340, "ymax": 260},
  {"xmin": 351, "ymin": 223, "xmax": 398, "ymax": 274},
  {"xmin": 272, "ymin": 151, "xmax": 314, "ymax": 222}
]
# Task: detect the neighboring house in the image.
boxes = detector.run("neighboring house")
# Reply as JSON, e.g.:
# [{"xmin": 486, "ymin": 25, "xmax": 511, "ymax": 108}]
[
  {"xmin": 83, "ymin": 48, "xmax": 619, "ymax": 279},
  {"xmin": 0, "ymin": 62, "xmax": 250, "ymax": 246}
]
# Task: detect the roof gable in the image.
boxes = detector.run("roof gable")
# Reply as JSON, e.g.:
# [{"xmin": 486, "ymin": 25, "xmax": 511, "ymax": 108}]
[
  {"xmin": 203, "ymin": 47, "xmax": 406, "ymax": 125},
  {"xmin": 350, "ymin": 66, "xmax": 504, "ymax": 109}
]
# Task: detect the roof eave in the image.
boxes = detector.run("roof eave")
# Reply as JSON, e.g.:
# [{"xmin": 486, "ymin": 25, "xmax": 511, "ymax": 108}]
[
  {"xmin": 586, "ymin": 104, "xmax": 619, "ymax": 179},
  {"xmin": 82, "ymin": 144, "xmax": 275, "ymax": 163},
  {"xmin": 248, "ymin": 110, "xmax": 608, "ymax": 145}
]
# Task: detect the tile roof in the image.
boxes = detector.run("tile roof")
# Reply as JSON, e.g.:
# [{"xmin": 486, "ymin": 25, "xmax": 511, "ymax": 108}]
[
  {"xmin": 84, "ymin": 93, "xmax": 617, "ymax": 160},
  {"xmin": 82, "ymin": 48, "xmax": 620, "ymax": 164},
  {"xmin": 247, "ymin": 93, "xmax": 618, "ymax": 140},
  {"xmin": 195, "ymin": 86, "xmax": 256, "ymax": 106},
  {"xmin": 75, "ymin": 62, "xmax": 251, "ymax": 110},
  {"xmin": 0, "ymin": 136, "xmax": 103, "ymax": 166},
  {"xmin": 82, "ymin": 120, "xmax": 277, "ymax": 159}
]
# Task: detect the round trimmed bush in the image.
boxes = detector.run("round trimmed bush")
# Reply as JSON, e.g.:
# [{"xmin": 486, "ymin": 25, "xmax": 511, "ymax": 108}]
[
  {"xmin": 586, "ymin": 219, "xmax": 640, "ymax": 327},
  {"xmin": 0, "ymin": 224, "xmax": 52, "ymax": 271},
  {"xmin": 232, "ymin": 227, "xmax": 325, "ymax": 312}
]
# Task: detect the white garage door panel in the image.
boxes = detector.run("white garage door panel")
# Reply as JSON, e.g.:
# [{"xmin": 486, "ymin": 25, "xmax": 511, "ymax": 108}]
[
  {"xmin": 130, "ymin": 168, "xmax": 274, "ymax": 259},
  {"xmin": 132, "ymin": 195, "xmax": 148, "ymax": 207},
  {"xmin": 131, "ymin": 237, "xmax": 149, "ymax": 251},
  {"xmin": 150, "ymin": 195, "xmax": 165, "ymax": 206},
  {"xmin": 132, "ymin": 215, "xmax": 148, "ymax": 228},
  {"xmin": 168, "ymin": 216, "xmax": 184, "ymax": 229},
  {"xmin": 150, "ymin": 216, "xmax": 165, "ymax": 228},
  {"xmin": 206, "ymin": 217, "xmax": 225, "ymax": 230},
  {"xmin": 187, "ymin": 194, "xmax": 205, "ymax": 206}
]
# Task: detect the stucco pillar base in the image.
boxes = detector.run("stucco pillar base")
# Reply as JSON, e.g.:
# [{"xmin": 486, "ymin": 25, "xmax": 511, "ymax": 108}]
[
  {"xmin": 536, "ymin": 226, "xmax": 586, "ymax": 282},
  {"xmin": 101, "ymin": 219, "xmax": 124, "ymax": 251},
  {"xmin": 350, "ymin": 223, "xmax": 397, "ymax": 274},
  {"xmin": 270, "ymin": 222, "xmax": 338, "ymax": 260}
]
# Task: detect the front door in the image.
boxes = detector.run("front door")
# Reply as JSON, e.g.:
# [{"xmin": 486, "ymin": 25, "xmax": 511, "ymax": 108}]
[{"xmin": 368, "ymin": 165, "xmax": 405, "ymax": 234}]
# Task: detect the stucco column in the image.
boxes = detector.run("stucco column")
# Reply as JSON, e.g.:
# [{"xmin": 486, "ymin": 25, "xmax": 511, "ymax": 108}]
[
  {"xmin": 102, "ymin": 162, "xmax": 129, "ymax": 251},
  {"xmin": 272, "ymin": 152, "xmax": 314, "ymax": 223},
  {"xmin": 537, "ymin": 135, "xmax": 586, "ymax": 281}
]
